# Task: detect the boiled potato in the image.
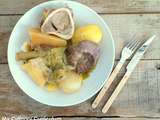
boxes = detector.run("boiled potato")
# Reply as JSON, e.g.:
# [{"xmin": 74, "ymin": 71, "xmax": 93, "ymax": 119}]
[
  {"xmin": 57, "ymin": 70, "xmax": 82, "ymax": 93},
  {"xmin": 72, "ymin": 25, "xmax": 102, "ymax": 44}
]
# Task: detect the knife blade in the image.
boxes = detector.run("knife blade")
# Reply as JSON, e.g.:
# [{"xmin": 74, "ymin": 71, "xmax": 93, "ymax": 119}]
[{"xmin": 126, "ymin": 35, "xmax": 156, "ymax": 75}]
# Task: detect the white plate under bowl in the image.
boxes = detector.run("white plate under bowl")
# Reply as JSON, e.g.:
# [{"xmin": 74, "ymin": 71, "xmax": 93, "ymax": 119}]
[{"xmin": 8, "ymin": 0, "xmax": 115, "ymax": 106}]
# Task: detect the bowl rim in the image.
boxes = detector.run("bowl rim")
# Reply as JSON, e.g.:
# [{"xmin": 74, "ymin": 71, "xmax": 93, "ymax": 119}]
[{"xmin": 7, "ymin": 0, "xmax": 115, "ymax": 106}]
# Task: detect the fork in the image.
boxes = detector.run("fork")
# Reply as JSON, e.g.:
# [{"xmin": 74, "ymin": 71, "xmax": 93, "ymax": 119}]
[{"xmin": 92, "ymin": 37, "xmax": 141, "ymax": 109}]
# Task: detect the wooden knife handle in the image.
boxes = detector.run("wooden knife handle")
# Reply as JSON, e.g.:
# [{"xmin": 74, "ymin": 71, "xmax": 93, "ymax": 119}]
[{"xmin": 102, "ymin": 73, "xmax": 130, "ymax": 113}]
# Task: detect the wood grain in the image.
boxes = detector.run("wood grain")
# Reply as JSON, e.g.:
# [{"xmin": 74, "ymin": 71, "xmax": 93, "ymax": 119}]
[
  {"xmin": 102, "ymin": 14, "xmax": 160, "ymax": 60},
  {"xmin": 0, "ymin": 116, "xmax": 158, "ymax": 120},
  {"xmin": 1, "ymin": 60, "xmax": 160, "ymax": 117},
  {"xmin": 1, "ymin": 0, "xmax": 160, "ymax": 118},
  {"xmin": 1, "ymin": 14, "xmax": 160, "ymax": 63},
  {"xmin": 0, "ymin": 16, "xmax": 20, "ymax": 63},
  {"xmin": 0, "ymin": 0, "xmax": 160, "ymax": 14},
  {"xmin": 63, "ymin": 118, "xmax": 159, "ymax": 120}
]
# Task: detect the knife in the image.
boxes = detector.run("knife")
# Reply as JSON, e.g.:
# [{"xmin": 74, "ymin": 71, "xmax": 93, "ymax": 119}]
[
  {"xmin": 102, "ymin": 35, "xmax": 156, "ymax": 113},
  {"xmin": 126, "ymin": 35, "xmax": 156, "ymax": 75}
]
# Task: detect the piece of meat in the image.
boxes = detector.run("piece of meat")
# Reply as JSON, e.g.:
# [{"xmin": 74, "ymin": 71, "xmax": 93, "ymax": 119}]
[{"xmin": 66, "ymin": 40, "xmax": 100, "ymax": 73}]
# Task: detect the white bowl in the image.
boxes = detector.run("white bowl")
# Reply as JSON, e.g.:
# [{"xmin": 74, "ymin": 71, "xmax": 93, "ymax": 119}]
[{"xmin": 8, "ymin": 0, "xmax": 115, "ymax": 106}]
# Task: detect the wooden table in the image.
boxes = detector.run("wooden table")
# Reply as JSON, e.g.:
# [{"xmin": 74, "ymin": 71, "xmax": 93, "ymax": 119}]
[{"xmin": 0, "ymin": 0, "xmax": 160, "ymax": 120}]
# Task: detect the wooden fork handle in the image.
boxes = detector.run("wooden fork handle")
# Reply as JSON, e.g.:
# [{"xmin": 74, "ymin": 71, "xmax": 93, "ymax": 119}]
[
  {"xmin": 102, "ymin": 73, "xmax": 130, "ymax": 113},
  {"xmin": 92, "ymin": 61, "xmax": 124, "ymax": 109}
]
